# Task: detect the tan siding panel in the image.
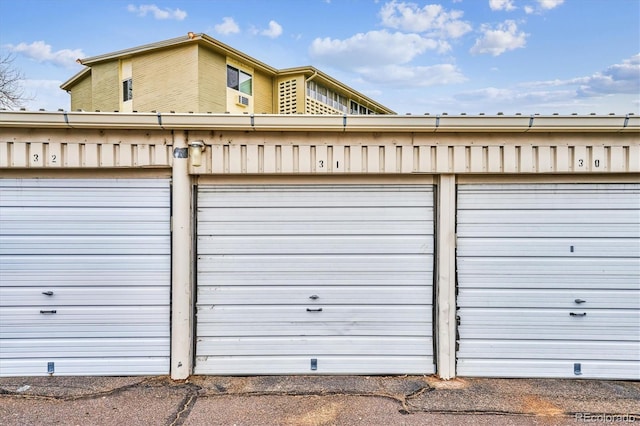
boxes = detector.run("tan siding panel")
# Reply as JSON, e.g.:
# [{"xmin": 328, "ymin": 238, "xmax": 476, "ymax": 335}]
[
  {"xmin": 198, "ymin": 48, "xmax": 227, "ymax": 113},
  {"xmin": 70, "ymin": 75, "xmax": 93, "ymax": 112},
  {"xmin": 133, "ymin": 45, "xmax": 198, "ymax": 112},
  {"xmin": 254, "ymin": 70, "xmax": 274, "ymax": 114},
  {"xmin": 91, "ymin": 62, "xmax": 119, "ymax": 112}
]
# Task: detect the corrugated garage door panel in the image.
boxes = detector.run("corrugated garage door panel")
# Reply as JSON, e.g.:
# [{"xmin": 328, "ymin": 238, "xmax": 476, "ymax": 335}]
[
  {"xmin": 456, "ymin": 184, "xmax": 640, "ymax": 379},
  {"xmin": 0, "ymin": 179, "xmax": 170, "ymax": 376},
  {"xmin": 195, "ymin": 185, "xmax": 435, "ymax": 375}
]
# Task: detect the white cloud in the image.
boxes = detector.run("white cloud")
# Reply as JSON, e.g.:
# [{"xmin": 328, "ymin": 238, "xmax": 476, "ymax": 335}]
[
  {"xmin": 127, "ymin": 4, "xmax": 187, "ymax": 20},
  {"xmin": 525, "ymin": 0, "xmax": 564, "ymax": 14},
  {"xmin": 470, "ymin": 20, "xmax": 527, "ymax": 56},
  {"xmin": 524, "ymin": 54, "xmax": 640, "ymax": 97},
  {"xmin": 537, "ymin": 0, "xmax": 564, "ymax": 10},
  {"xmin": 21, "ymin": 79, "xmax": 70, "ymax": 111},
  {"xmin": 4, "ymin": 41, "xmax": 84, "ymax": 68},
  {"xmin": 379, "ymin": 1, "xmax": 472, "ymax": 38},
  {"xmin": 214, "ymin": 17, "xmax": 240, "ymax": 35},
  {"xmin": 310, "ymin": 30, "xmax": 445, "ymax": 69},
  {"xmin": 261, "ymin": 20, "xmax": 283, "ymax": 39},
  {"xmin": 489, "ymin": 0, "xmax": 516, "ymax": 11},
  {"xmin": 358, "ymin": 63, "xmax": 467, "ymax": 87},
  {"xmin": 448, "ymin": 55, "xmax": 640, "ymax": 115}
]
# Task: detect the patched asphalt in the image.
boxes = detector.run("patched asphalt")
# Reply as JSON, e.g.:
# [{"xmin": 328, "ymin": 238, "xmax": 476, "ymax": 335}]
[{"xmin": 0, "ymin": 375, "xmax": 638, "ymax": 425}]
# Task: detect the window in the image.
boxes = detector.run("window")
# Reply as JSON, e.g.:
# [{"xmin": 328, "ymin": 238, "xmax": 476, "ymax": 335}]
[
  {"xmin": 122, "ymin": 78, "xmax": 132, "ymax": 102},
  {"xmin": 227, "ymin": 65, "xmax": 252, "ymax": 95},
  {"xmin": 306, "ymin": 81, "xmax": 348, "ymax": 113},
  {"xmin": 349, "ymin": 100, "xmax": 373, "ymax": 115}
]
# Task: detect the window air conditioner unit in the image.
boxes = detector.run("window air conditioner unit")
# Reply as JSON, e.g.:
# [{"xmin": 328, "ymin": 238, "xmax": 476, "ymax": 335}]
[{"xmin": 238, "ymin": 95, "xmax": 249, "ymax": 106}]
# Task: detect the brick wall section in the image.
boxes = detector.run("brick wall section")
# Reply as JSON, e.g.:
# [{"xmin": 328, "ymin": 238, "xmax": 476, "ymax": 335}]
[
  {"xmin": 91, "ymin": 62, "xmax": 119, "ymax": 112},
  {"xmin": 198, "ymin": 47, "xmax": 226, "ymax": 113},
  {"xmin": 70, "ymin": 73, "xmax": 93, "ymax": 112},
  {"xmin": 276, "ymin": 75, "xmax": 305, "ymax": 114},
  {"xmin": 133, "ymin": 45, "xmax": 198, "ymax": 112},
  {"xmin": 253, "ymin": 69, "xmax": 274, "ymax": 114}
]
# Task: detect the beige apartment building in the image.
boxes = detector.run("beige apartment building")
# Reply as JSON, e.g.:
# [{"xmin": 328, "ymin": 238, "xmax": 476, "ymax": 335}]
[{"xmin": 60, "ymin": 32, "xmax": 394, "ymax": 115}]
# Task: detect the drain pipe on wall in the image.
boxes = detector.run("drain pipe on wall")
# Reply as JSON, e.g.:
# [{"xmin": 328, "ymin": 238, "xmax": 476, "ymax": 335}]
[{"xmin": 171, "ymin": 130, "xmax": 193, "ymax": 380}]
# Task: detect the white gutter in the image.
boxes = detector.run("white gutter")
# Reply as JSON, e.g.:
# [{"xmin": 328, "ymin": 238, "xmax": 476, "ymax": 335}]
[{"xmin": 0, "ymin": 111, "xmax": 637, "ymax": 133}]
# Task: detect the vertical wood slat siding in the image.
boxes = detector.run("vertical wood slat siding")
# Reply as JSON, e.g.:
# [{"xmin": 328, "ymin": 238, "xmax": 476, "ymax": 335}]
[
  {"xmin": 456, "ymin": 183, "xmax": 640, "ymax": 380},
  {"xmin": 0, "ymin": 142, "xmax": 172, "ymax": 168},
  {"xmin": 0, "ymin": 179, "xmax": 171, "ymax": 377},
  {"xmin": 1, "ymin": 136, "xmax": 637, "ymax": 174},
  {"xmin": 195, "ymin": 185, "xmax": 435, "ymax": 375},
  {"xmin": 192, "ymin": 142, "xmax": 640, "ymax": 174}
]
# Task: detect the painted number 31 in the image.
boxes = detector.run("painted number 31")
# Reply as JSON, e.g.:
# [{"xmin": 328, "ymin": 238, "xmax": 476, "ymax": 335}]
[{"xmin": 318, "ymin": 160, "xmax": 340, "ymax": 169}]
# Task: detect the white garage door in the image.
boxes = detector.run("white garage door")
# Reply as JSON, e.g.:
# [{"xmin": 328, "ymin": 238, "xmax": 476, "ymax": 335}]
[
  {"xmin": 0, "ymin": 179, "xmax": 171, "ymax": 376},
  {"xmin": 195, "ymin": 185, "xmax": 434, "ymax": 374},
  {"xmin": 456, "ymin": 183, "xmax": 640, "ymax": 379}
]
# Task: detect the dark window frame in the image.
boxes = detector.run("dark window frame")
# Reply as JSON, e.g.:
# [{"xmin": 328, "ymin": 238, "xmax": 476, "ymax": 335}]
[
  {"xmin": 122, "ymin": 78, "xmax": 133, "ymax": 102},
  {"xmin": 226, "ymin": 65, "xmax": 252, "ymax": 95}
]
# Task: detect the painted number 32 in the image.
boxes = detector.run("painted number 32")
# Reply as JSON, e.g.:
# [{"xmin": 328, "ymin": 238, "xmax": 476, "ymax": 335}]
[{"xmin": 32, "ymin": 154, "xmax": 57, "ymax": 163}]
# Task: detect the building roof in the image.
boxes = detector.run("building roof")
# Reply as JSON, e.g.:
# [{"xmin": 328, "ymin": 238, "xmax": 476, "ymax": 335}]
[{"xmin": 59, "ymin": 32, "xmax": 395, "ymax": 113}]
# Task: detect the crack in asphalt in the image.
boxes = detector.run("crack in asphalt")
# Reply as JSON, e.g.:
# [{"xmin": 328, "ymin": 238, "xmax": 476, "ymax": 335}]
[
  {"xmin": 0, "ymin": 377, "xmax": 160, "ymax": 401},
  {"xmin": 166, "ymin": 383, "xmax": 201, "ymax": 426},
  {"xmin": 2, "ymin": 378, "xmax": 638, "ymax": 422}
]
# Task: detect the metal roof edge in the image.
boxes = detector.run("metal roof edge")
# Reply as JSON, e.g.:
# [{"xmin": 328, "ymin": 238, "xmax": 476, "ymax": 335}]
[
  {"xmin": 277, "ymin": 67, "xmax": 396, "ymax": 115},
  {"xmin": 60, "ymin": 67, "xmax": 91, "ymax": 91},
  {"xmin": 1, "ymin": 111, "xmax": 638, "ymax": 133},
  {"xmin": 78, "ymin": 35, "xmax": 193, "ymax": 65}
]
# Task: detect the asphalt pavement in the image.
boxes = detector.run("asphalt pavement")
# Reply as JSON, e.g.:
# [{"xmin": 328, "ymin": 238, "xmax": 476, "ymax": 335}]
[{"xmin": 1, "ymin": 375, "xmax": 638, "ymax": 425}]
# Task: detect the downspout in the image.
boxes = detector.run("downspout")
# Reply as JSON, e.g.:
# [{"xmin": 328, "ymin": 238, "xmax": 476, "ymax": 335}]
[
  {"xmin": 305, "ymin": 70, "xmax": 318, "ymax": 83},
  {"xmin": 299, "ymin": 71, "xmax": 318, "ymax": 114},
  {"xmin": 171, "ymin": 130, "xmax": 193, "ymax": 380}
]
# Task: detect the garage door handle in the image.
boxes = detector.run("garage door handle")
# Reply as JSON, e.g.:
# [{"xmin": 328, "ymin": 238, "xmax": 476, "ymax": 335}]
[
  {"xmin": 570, "ymin": 312, "xmax": 586, "ymax": 317},
  {"xmin": 42, "ymin": 291, "xmax": 54, "ymax": 296},
  {"xmin": 306, "ymin": 308, "xmax": 323, "ymax": 312},
  {"xmin": 40, "ymin": 310, "xmax": 57, "ymax": 314},
  {"xmin": 574, "ymin": 299, "xmax": 586, "ymax": 304}
]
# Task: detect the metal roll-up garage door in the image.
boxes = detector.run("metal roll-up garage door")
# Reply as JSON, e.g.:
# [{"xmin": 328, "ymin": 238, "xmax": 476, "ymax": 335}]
[
  {"xmin": 195, "ymin": 184, "xmax": 434, "ymax": 374},
  {"xmin": 456, "ymin": 183, "xmax": 640, "ymax": 379},
  {"xmin": 0, "ymin": 179, "xmax": 171, "ymax": 376}
]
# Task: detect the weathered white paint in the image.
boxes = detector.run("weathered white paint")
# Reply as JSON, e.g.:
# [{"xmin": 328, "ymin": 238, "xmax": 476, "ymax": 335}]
[
  {"xmin": 170, "ymin": 132, "xmax": 193, "ymax": 380},
  {"xmin": 1, "ymin": 112, "xmax": 638, "ymax": 175},
  {"xmin": 456, "ymin": 183, "xmax": 640, "ymax": 379},
  {"xmin": 195, "ymin": 184, "xmax": 435, "ymax": 375},
  {"xmin": 436, "ymin": 174, "xmax": 457, "ymax": 379},
  {"xmin": 0, "ymin": 179, "xmax": 170, "ymax": 377}
]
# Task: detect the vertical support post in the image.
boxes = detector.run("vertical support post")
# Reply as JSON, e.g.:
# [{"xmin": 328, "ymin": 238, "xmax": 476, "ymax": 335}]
[
  {"xmin": 171, "ymin": 131, "xmax": 193, "ymax": 380},
  {"xmin": 436, "ymin": 174, "xmax": 457, "ymax": 379}
]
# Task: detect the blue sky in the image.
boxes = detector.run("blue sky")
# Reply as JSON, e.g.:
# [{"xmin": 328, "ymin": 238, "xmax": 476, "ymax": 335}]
[{"xmin": 1, "ymin": 0, "xmax": 638, "ymax": 115}]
